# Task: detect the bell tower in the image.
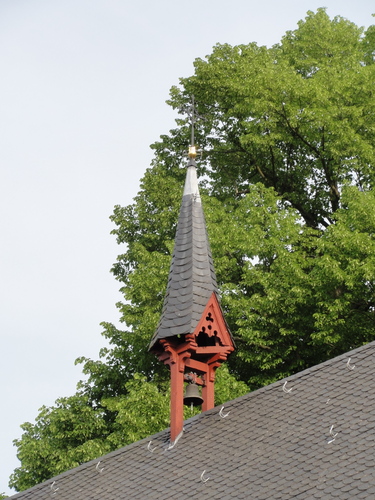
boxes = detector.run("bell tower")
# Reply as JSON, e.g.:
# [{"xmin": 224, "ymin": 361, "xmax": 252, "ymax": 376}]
[{"xmin": 149, "ymin": 99, "xmax": 234, "ymax": 443}]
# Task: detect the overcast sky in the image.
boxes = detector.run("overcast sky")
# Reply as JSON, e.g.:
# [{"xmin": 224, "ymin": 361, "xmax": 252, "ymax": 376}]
[{"xmin": 0, "ymin": 0, "xmax": 373, "ymax": 495}]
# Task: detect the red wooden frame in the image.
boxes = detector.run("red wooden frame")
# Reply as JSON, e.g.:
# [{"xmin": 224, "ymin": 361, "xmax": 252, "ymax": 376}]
[{"xmin": 154, "ymin": 293, "xmax": 234, "ymax": 442}]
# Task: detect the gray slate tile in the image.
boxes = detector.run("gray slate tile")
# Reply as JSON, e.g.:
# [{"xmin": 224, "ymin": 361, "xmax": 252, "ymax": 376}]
[
  {"xmin": 149, "ymin": 167, "xmax": 220, "ymax": 349},
  {"xmin": 9, "ymin": 341, "xmax": 375, "ymax": 500}
]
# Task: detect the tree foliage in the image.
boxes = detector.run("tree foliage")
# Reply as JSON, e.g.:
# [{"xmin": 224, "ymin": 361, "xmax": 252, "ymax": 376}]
[
  {"xmin": 9, "ymin": 394, "xmax": 111, "ymax": 492},
  {"xmin": 9, "ymin": 9, "xmax": 375, "ymax": 493},
  {"xmin": 168, "ymin": 9, "xmax": 375, "ymax": 229}
]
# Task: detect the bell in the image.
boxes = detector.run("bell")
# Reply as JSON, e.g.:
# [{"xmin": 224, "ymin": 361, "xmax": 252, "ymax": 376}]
[{"xmin": 183, "ymin": 382, "xmax": 204, "ymax": 407}]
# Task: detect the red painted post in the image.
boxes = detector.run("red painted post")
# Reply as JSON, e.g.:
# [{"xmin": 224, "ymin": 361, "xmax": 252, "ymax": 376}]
[
  {"xmin": 202, "ymin": 380, "xmax": 214, "ymax": 411},
  {"xmin": 202, "ymin": 365, "xmax": 215, "ymax": 411},
  {"xmin": 169, "ymin": 357, "xmax": 185, "ymax": 442}
]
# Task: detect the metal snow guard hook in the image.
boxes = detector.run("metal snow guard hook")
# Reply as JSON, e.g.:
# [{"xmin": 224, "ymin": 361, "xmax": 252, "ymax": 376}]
[
  {"xmin": 200, "ymin": 470, "xmax": 210, "ymax": 483},
  {"xmin": 96, "ymin": 461, "xmax": 104, "ymax": 473},
  {"xmin": 50, "ymin": 481, "xmax": 59, "ymax": 495},
  {"xmin": 219, "ymin": 406, "xmax": 230, "ymax": 418},
  {"xmin": 147, "ymin": 441, "xmax": 157, "ymax": 452},
  {"xmin": 346, "ymin": 358, "xmax": 355, "ymax": 370},
  {"xmin": 282, "ymin": 381, "xmax": 292, "ymax": 393}
]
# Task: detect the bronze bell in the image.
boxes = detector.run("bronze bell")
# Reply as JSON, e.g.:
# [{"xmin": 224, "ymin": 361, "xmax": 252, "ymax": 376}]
[{"xmin": 183, "ymin": 382, "xmax": 204, "ymax": 407}]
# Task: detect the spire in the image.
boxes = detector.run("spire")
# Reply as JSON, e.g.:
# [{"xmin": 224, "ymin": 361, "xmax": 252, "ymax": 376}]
[
  {"xmin": 149, "ymin": 98, "xmax": 219, "ymax": 350},
  {"xmin": 149, "ymin": 97, "xmax": 234, "ymax": 443},
  {"xmin": 149, "ymin": 155, "xmax": 218, "ymax": 349}
]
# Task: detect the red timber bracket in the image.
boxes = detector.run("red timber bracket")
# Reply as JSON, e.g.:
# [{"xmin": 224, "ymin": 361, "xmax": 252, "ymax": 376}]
[{"xmin": 156, "ymin": 292, "xmax": 234, "ymax": 442}]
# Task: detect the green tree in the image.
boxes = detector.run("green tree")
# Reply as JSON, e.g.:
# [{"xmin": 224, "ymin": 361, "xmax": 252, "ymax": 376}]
[
  {"xmin": 10, "ymin": 9, "xmax": 375, "ymax": 492},
  {"xmin": 9, "ymin": 394, "xmax": 111, "ymax": 491},
  {"xmin": 167, "ymin": 8, "xmax": 375, "ymax": 228},
  {"xmin": 311, "ymin": 187, "xmax": 375, "ymax": 348}
]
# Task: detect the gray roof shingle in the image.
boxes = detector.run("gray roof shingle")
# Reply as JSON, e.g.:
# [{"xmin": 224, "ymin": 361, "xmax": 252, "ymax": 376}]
[
  {"xmin": 149, "ymin": 158, "xmax": 219, "ymax": 349},
  {"xmin": 10, "ymin": 340, "xmax": 375, "ymax": 499}
]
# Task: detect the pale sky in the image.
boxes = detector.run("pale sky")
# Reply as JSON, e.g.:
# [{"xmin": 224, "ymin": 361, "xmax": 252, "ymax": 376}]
[{"xmin": 0, "ymin": 0, "xmax": 373, "ymax": 495}]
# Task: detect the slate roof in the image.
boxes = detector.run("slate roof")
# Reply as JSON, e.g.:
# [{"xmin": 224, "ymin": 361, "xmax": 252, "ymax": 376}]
[
  {"xmin": 149, "ymin": 157, "xmax": 219, "ymax": 349},
  {"xmin": 10, "ymin": 340, "xmax": 375, "ymax": 499}
]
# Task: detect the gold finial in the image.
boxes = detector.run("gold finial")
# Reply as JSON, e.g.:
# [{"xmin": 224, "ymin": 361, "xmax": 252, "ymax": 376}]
[{"xmin": 188, "ymin": 145, "xmax": 197, "ymax": 159}]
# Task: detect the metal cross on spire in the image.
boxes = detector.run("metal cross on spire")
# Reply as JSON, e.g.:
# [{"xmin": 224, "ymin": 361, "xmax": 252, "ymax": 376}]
[{"xmin": 179, "ymin": 95, "xmax": 205, "ymax": 159}]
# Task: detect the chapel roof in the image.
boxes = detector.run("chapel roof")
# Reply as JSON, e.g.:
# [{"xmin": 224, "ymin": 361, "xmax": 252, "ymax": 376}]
[{"xmin": 10, "ymin": 340, "xmax": 375, "ymax": 499}]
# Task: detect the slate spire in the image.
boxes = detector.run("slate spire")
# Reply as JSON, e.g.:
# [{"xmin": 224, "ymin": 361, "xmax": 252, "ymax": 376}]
[{"xmin": 149, "ymin": 153, "xmax": 218, "ymax": 349}]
